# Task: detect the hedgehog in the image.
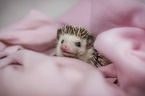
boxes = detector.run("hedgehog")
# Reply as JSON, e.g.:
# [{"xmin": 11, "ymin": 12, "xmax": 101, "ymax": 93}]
[{"xmin": 56, "ymin": 25, "xmax": 111, "ymax": 67}]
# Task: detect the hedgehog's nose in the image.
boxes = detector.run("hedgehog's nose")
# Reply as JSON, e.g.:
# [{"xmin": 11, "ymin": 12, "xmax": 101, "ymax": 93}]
[{"xmin": 61, "ymin": 44, "xmax": 67, "ymax": 51}]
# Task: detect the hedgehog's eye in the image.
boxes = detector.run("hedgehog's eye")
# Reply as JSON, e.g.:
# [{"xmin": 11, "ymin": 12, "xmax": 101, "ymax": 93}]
[
  {"xmin": 75, "ymin": 42, "xmax": 81, "ymax": 47},
  {"xmin": 61, "ymin": 40, "xmax": 64, "ymax": 44}
]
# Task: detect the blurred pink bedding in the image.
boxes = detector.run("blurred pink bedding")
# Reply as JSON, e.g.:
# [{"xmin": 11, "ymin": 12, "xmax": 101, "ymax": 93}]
[{"xmin": 0, "ymin": 0, "xmax": 145, "ymax": 96}]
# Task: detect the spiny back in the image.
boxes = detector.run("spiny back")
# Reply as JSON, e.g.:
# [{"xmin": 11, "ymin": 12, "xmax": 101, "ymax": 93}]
[{"xmin": 57, "ymin": 25, "xmax": 90, "ymax": 40}]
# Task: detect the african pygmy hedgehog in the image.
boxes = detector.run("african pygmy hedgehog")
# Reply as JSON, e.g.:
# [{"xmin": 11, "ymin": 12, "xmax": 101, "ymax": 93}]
[{"xmin": 56, "ymin": 25, "xmax": 111, "ymax": 67}]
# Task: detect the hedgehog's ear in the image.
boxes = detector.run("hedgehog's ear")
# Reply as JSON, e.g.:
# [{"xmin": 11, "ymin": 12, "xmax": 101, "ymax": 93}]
[
  {"xmin": 57, "ymin": 29, "xmax": 62, "ymax": 40},
  {"xmin": 86, "ymin": 35, "xmax": 95, "ymax": 49}
]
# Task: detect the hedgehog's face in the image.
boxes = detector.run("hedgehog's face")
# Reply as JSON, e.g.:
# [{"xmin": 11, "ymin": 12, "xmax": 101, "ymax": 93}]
[{"xmin": 56, "ymin": 34, "xmax": 87, "ymax": 58}]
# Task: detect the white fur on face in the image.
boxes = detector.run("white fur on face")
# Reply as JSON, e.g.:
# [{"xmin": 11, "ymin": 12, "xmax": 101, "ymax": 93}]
[{"xmin": 56, "ymin": 34, "xmax": 87, "ymax": 58}]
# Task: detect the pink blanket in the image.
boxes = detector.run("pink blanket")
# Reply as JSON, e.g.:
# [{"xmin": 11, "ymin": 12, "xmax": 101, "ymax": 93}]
[{"xmin": 0, "ymin": 0, "xmax": 145, "ymax": 96}]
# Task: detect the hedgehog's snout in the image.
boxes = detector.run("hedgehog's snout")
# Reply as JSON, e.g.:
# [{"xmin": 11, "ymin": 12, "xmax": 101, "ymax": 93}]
[{"xmin": 61, "ymin": 44, "xmax": 68, "ymax": 51}]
